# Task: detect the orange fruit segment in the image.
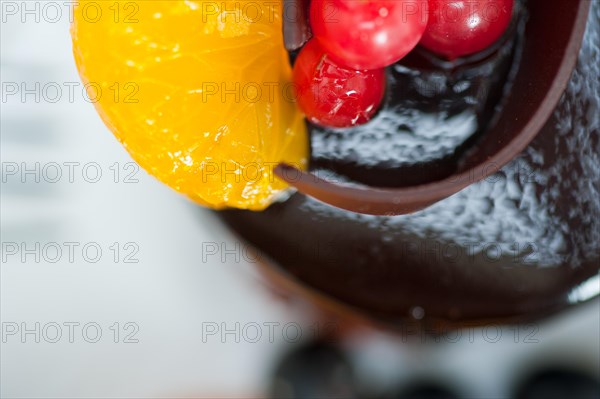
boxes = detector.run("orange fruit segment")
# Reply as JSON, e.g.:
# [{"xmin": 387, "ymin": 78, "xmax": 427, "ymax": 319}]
[{"xmin": 71, "ymin": 1, "xmax": 308, "ymax": 210}]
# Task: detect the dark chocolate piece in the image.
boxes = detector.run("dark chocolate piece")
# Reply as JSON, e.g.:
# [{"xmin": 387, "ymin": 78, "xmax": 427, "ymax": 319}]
[{"xmin": 283, "ymin": 0, "xmax": 312, "ymax": 51}]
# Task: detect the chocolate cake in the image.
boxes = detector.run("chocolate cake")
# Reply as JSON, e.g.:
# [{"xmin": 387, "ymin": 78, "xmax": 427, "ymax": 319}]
[{"xmin": 217, "ymin": 0, "xmax": 599, "ymax": 326}]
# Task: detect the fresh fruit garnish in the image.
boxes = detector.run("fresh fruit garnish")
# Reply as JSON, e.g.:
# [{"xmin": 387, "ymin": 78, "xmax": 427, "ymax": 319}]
[
  {"xmin": 71, "ymin": 1, "xmax": 308, "ymax": 210},
  {"xmin": 420, "ymin": 0, "xmax": 514, "ymax": 59},
  {"xmin": 310, "ymin": 0, "xmax": 429, "ymax": 70},
  {"xmin": 293, "ymin": 39, "xmax": 386, "ymax": 128}
]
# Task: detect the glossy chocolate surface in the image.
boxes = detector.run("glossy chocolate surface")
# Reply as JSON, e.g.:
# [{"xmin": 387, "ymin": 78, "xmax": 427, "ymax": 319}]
[{"xmin": 216, "ymin": 1, "xmax": 599, "ymax": 325}]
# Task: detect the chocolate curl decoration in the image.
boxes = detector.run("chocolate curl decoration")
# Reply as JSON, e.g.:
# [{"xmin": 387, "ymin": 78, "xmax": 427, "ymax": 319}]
[{"xmin": 276, "ymin": 0, "xmax": 591, "ymax": 216}]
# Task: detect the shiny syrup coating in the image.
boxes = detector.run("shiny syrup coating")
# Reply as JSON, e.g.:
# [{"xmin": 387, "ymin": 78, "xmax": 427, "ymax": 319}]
[{"xmin": 217, "ymin": 1, "xmax": 599, "ymax": 326}]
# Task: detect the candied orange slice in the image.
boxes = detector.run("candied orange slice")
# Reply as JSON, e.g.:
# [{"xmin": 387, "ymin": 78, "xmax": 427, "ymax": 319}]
[{"xmin": 71, "ymin": 1, "xmax": 308, "ymax": 210}]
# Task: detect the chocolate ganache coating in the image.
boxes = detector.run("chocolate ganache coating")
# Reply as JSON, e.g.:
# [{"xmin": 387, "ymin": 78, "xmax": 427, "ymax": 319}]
[{"xmin": 216, "ymin": 1, "xmax": 599, "ymax": 326}]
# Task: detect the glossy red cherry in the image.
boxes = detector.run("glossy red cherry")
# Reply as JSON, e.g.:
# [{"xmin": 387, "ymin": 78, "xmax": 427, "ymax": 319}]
[
  {"xmin": 293, "ymin": 39, "xmax": 386, "ymax": 128},
  {"xmin": 420, "ymin": 0, "xmax": 514, "ymax": 59},
  {"xmin": 310, "ymin": 0, "xmax": 429, "ymax": 70}
]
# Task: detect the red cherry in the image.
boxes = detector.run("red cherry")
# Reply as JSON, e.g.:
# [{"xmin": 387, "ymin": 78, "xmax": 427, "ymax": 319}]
[
  {"xmin": 310, "ymin": 0, "xmax": 429, "ymax": 70},
  {"xmin": 420, "ymin": 0, "xmax": 514, "ymax": 59},
  {"xmin": 293, "ymin": 39, "xmax": 386, "ymax": 128}
]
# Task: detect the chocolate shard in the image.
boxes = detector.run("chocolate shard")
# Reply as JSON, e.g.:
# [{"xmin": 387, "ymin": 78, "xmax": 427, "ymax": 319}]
[{"xmin": 283, "ymin": 0, "xmax": 312, "ymax": 51}]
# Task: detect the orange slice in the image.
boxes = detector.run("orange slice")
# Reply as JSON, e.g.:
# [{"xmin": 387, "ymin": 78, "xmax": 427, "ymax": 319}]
[{"xmin": 71, "ymin": 1, "xmax": 308, "ymax": 210}]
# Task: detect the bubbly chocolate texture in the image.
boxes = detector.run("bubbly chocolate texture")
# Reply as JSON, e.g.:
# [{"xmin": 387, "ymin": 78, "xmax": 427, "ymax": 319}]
[{"xmin": 217, "ymin": 1, "xmax": 600, "ymax": 326}]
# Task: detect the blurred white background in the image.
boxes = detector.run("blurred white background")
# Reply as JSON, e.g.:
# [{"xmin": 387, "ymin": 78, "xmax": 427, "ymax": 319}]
[
  {"xmin": 1, "ymin": 2, "xmax": 598, "ymax": 399},
  {"xmin": 1, "ymin": 3, "xmax": 320, "ymax": 397}
]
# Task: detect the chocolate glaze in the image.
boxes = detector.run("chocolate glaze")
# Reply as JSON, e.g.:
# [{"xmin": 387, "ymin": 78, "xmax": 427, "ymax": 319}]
[
  {"xmin": 306, "ymin": 18, "xmax": 521, "ymax": 188},
  {"xmin": 216, "ymin": 1, "xmax": 599, "ymax": 326}
]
